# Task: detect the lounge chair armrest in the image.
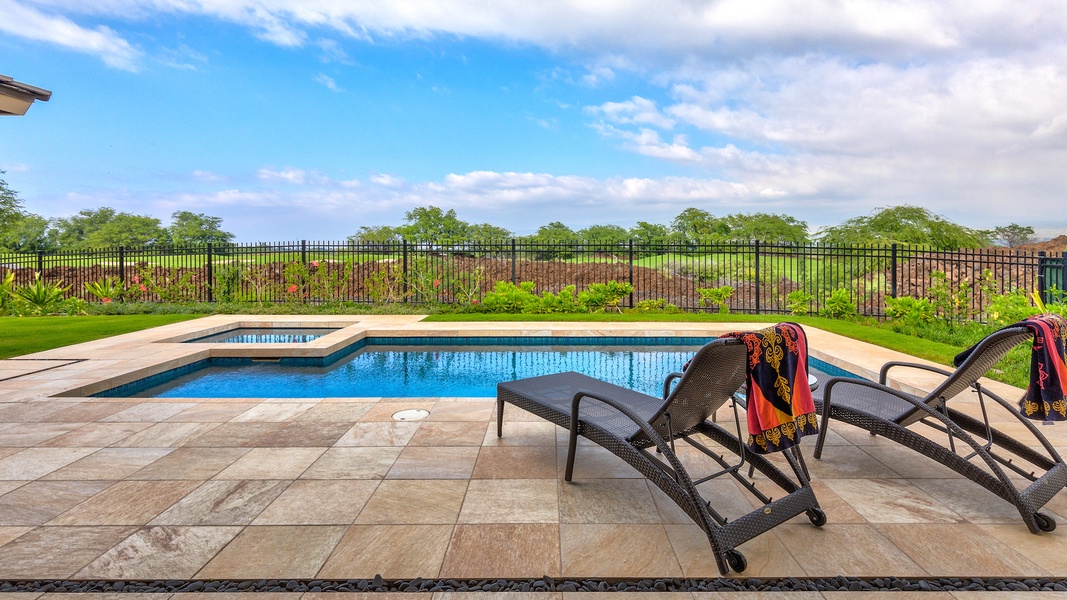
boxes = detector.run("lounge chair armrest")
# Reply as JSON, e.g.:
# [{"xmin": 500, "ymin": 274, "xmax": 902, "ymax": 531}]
[
  {"xmin": 662, "ymin": 372, "xmax": 683, "ymax": 399},
  {"xmin": 879, "ymin": 361, "xmax": 954, "ymax": 385}
]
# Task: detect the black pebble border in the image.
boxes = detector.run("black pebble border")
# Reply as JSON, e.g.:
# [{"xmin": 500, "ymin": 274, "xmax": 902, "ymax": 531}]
[{"xmin": 3, "ymin": 577, "xmax": 1067, "ymax": 593}]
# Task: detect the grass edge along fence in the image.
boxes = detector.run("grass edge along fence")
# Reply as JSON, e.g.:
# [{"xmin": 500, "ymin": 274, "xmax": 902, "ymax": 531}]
[{"xmin": 1, "ymin": 240, "xmax": 1064, "ymax": 319}]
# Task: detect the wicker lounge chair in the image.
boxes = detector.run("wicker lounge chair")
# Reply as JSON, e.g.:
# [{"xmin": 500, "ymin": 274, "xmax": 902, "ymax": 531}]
[
  {"xmin": 496, "ymin": 337, "xmax": 826, "ymax": 575},
  {"xmin": 813, "ymin": 325, "xmax": 1067, "ymax": 533}
]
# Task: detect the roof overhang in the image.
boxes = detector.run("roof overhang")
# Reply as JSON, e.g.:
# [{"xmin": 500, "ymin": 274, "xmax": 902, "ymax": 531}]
[{"xmin": 0, "ymin": 75, "xmax": 52, "ymax": 116}]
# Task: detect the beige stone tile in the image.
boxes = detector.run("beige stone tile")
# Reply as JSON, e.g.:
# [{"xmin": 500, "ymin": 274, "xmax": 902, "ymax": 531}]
[
  {"xmin": 488, "ymin": 421, "xmax": 559, "ymax": 446},
  {"xmin": 42, "ymin": 448, "xmax": 174, "ymax": 480},
  {"xmin": 440, "ymin": 523, "xmax": 561, "ymax": 579},
  {"xmin": 0, "ymin": 447, "xmax": 97, "ymax": 480},
  {"xmin": 150, "ymin": 479, "xmax": 290, "ymax": 525},
  {"xmin": 409, "ymin": 421, "xmax": 488, "ymax": 447},
  {"xmin": 230, "ymin": 403, "xmax": 314, "ymax": 422},
  {"xmin": 772, "ymin": 523, "xmax": 926, "ymax": 577},
  {"xmin": 0, "ymin": 480, "xmax": 112, "ymax": 525},
  {"xmin": 558, "ymin": 446, "xmax": 642, "ymax": 479},
  {"xmin": 908, "ymin": 478, "xmax": 1029, "ymax": 524},
  {"xmin": 436, "ymin": 594, "xmax": 562, "ymax": 600},
  {"xmin": 560, "ymin": 524, "xmax": 681, "ymax": 578},
  {"xmin": 41, "ymin": 422, "xmax": 153, "ymax": 447},
  {"xmin": 858, "ymin": 443, "xmax": 966, "ymax": 479},
  {"xmin": 0, "ymin": 448, "xmax": 19, "ymax": 460},
  {"xmin": 183, "ymin": 422, "xmax": 289, "ymax": 447},
  {"xmin": 48, "ymin": 480, "xmax": 200, "ymax": 525},
  {"xmin": 76, "ymin": 525, "xmax": 243, "ymax": 579},
  {"xmin": 472, "ymin": 446, "xmax": 558, "ymax": 479},
  {"xmin": 102, "ymin": 402, "xmax": 199, "ymax": 422},
  {"xmin": 560, "ymin": 478, "xmax": 660, "ymax": 524},
  {"xmin": 250, "ymin": 421, "xmax": 354, "ymax": 447},
  {"xmin": 253, "ymin": 480, "xmax": 379, "ymax": 525},
  {"xmin": 0, "ymin": 401, "xmax": 79, "ymax": 422},
  {"xmin": 197, "ymin": 525, "xmax": 347, "ymax": 579},
  {"xmin": 387, "ymin": 446, "xmax": 479, "ymax": 479},
  {"xmin": 164, "ymin": 402, "xmax": 258, "ymax": 422},
  {"xmin": 825, "ymin": 595, "xmax": 954, "ymax": 600},
  {"xmin": 318, "ymin": 524, "xmax": 453, "ymax": 579},
  {"xmin": 355, "ymin": 479, "xmax": 467, "ymax": 524},
  {"xmin": 427, "ymin": 402, "xmax": 494, "ymax": 422},
  {"xmin": 360, "ymin": 402, "xmax": 436, "ymax": 422},
  {"xmin": 127, "ymin": 447, "xmax": 250, "ymax": 480},
  {"xmin": 112, "ymin": 422, "xmax": 221, "ymax": 448},
  {"xmin": 295, "ymin": 402, "xmax": 374, "ymax": 422},
  {"xmin": 670, "ymin": 522, "xmax": 806, "ymax": 578},
  {"xmin": 39, "ymin": 401, "xmax": 135, "ymax": 422},
  {"xmin": 459, "ymin": 479, "xmax": 559, "ymax": 524},
  {"xmin": 301, "ymin": 447, "xmax": 401, "ymax": 479},
  {"xmin": 0, "ymin": 526, "xmax": 31, "ymax": 547},
  {"xmin": 823, "ymin": 478, "xmax": 963, "ymax": 524},
  {"xmin": 213, "ymin": 447, "xmax": 326, "ymax": 479},
  {"xmin": 948, "ymin": 594, "xmax": 1059, "ymax": 600},
  {"xmin": 877, "ymin": 523, "xmax": 1048, "ymax": 577},
  {"xmin": 304, "ymin": 595, "xmax": 414, "ymax": 600},
  {"xmin": 805, "ymin": 444, "xmax": 903, "ymax": 480},
  {"xmin": 335, "ymin": 422, "xmax": 421, "ymax": 446},
  {"xmin": 0, "ymin": 526, "xmax": 137, "ymax": 578},
  {"xmin": 974, "ymin": 523, "xmax": 1067, "ymax": 576},
  {"xmin": 0, "ymin": 422, "xmax": 85, "ymax": 446}
]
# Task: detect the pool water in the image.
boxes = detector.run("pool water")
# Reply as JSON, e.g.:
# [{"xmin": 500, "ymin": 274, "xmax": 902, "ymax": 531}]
[
  {"xmin": 185, "ymin": 327, "xmax": 339, "ymax": 344},
  {"xmin": 109, "ymin": 337, "xmax": 855, "ymax": 398}
]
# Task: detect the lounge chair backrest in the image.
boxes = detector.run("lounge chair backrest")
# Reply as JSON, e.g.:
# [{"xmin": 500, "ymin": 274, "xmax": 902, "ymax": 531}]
[
  {"xmin": 637, "ymin": 337, "xmax": 748, "ymax": 442},
  {"xmin": 899, "ymin": 326, "xmax": 1031, "ymax": 426}
]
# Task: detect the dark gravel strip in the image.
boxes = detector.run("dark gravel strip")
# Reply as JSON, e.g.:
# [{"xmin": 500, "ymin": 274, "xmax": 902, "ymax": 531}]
[{"xmin": 3, "ymin": 577, "xmax": 1067, "ymax": 593}]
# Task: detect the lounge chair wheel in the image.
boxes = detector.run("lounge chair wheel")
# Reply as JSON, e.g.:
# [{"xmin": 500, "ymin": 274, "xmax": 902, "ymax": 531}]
[
  {"xmin": 807, "ymin": 507, "xmax": 827, "ymax": 527},
  {"xmin": 725, "ymin": 549, "xmax": 747, "ymax": 573},
  {"xmin": 1036, "ymin": 512, "xmax": 1057, "ymax": 532}
]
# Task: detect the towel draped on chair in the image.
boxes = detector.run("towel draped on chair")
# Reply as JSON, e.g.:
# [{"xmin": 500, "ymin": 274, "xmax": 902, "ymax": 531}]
[
  {"xmin": 954, "ymin": 313, "xmax": 1067, "ymax": 421},
  {"xmin": 722, "ymin": 322, "xmax": 818, "ymax": 453}
]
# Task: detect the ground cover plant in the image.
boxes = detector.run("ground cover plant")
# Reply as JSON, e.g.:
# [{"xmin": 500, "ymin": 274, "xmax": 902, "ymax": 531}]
[{"xmin": 0, "ymin": 314, "xmax": 201, "ymax": 359}]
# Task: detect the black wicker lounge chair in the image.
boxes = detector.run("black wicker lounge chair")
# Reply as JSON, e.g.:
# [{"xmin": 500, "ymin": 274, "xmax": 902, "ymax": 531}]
[
  {"xmin": 496, "ymin": 337, "xmax": 826, "ymax": 575},
  {"xmin": 813, "ymin": 325, "xmax": 1067, "ymax": 533}
]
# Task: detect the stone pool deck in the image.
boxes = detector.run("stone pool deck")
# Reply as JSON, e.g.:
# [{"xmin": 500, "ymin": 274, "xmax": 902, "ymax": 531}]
[{"xmin": 1, "ymin": 315, "xmax": 1066, "ymax": 596}]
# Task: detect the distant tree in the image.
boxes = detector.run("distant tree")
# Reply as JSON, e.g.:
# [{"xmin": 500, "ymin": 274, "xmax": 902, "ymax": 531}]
[
  {"xmin": 347, "ymin": 225, "xmax": 401, "ymax": 244},
  {"xmin": 817, "ymin": 205, "xmax": 990, "ymax": 250},
  {"xmin": 168, "ymin": 211, "xmax": 235, "ymax": 246},
  {"xmin": 398, "ymin": 206, "xmax": 470, "ymax": 244},
  {"xmin": 629, "ymin": 221, "xmax": 671, "ymax": 246},
  {"xmin": 0, "ymin": 214, "xmax": 58, "ymax": 252},
  {"xmin": 670, "ymin": 207, "xmax": 729, "ymax": 243},
  {"xmin": 52, "ymin": 207, "xmax": 120, "ymax": 249},
  {"xmin": 84, "ymin": 213, "xmax": 169, "ymax": 248},
  {"xmin": 578, "ymin": 224, "xmax": 629, "ymax": 246},
  {"xmin": 0, "ymin": 171, "xmax": 25, "ymax": 226},
  {"xmin": 724, "ymin": 213, "xmax": 809, "ymax": 244},
  {"xmin": 993, "ymin": 223, "xmax": 1035, "ymax": 248},
  {"xmin": 530, "ymin": 221, "xmax": 579, "ymax": 243},
  {"xmin": 468, "ymin": 223, "xmax": 512, "ymax": 243}
]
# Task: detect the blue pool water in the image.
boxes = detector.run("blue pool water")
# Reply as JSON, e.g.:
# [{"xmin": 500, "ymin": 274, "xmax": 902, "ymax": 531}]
[
  {"xmin": 102, "ymin": 336, "xmax": 856, "ymax": 398},
  {"xmin": 185, "ymin": 327, "xmax": 339, "ymax": 343}
]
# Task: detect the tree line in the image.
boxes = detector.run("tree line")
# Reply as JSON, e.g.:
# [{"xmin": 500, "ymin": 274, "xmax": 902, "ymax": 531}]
[{"xmin": 0, "ymin": 171, "xmax": 1038, "ymax": 253}]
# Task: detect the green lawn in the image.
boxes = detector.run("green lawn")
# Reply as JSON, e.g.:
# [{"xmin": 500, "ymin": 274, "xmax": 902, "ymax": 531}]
[{"xmin": 0, "ymin": 314, "xmax": 204, "ymax": 359}]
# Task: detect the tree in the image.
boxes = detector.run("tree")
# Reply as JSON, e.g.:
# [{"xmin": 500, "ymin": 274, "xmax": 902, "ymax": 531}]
[
  {"xmin": 168, "ymin": 211, "xmax": 235, "ymax": 246},
  {"xmin": 398, "ymin": 206, "xmax": 470, "ymax": 244},
  {"xmin": 52, "ymin": 207, "xmax": 119, "ymax": 249},
  {"xmin": 0, "ymin": 214, "xmax": 58, "ymax": 252},
  {"xmin": 817, "ymin": 205, "xmax": 990, "ymax": 250},
  {"xmin": 724, "ymin": 213, "xmax": 809, "ymax": 244},
  {"xmin": 468, "ymin": 223, "xmax": 512, "ymax": 243},
  {"xmin": 578, "ymin": 224, "xmax": 629, "ymax": 246},
  {"xmin": 0, "ymin": 171, "xmax": 25, "ymax": 227},
  {"xmin": 993, "ymin": 224, "xmax": 1035, "ymax": 248},
  {"xmin": 84, "ymin": 213, "xmax": 169, "ymax": 248},
  {"xmin": 530, "ymin": 221, "xmax": 578, "ymax": 243},
  {"xmin": 347, "ymin": 225, "xmax": 401, "ymax": 244},
  {"xmin": 670, "ymin": 207, "xmax": 729, "ymax": 243},
  {"xmin": 629, "ymin": 221, "xmax": 671, "ymax": 246}
]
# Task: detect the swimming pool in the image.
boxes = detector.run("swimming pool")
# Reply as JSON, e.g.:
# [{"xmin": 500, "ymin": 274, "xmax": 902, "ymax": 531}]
[
  {"xmin": 98, "ymin": 336, "xmax": 858, "ymax": 398},
  {"xmin": 184, "ymin": 327, "xmax": 340, "ymax": 343}
]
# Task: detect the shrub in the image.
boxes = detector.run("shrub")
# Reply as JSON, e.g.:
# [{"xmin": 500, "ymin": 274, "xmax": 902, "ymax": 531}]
[
  {"xmin": 696, "ymin": 285, "xmax": 734, "ymax": 314},
  {"xmin": 985, "ymin": 288, "xmax": 1039, "ymax": 327},
  {"xmin": 578, "ymin": 281, "xmax": 634, "ymax": 313},
  {"xmin": 821, "ymin": 286, "xmax": 857, "ymax": 319},
  {"xmin": 366, "ymin": 262, "xmax": 407, "ymax": 304},
  {"xmin": 8, "ymin": 272, "xmax": 72, "ymax": 315},
  {"xmin": 212, "ymin": 264, "xmax": 242, "ymax": 303},
  {"xmin": 631, "ymin": 298, "xmax": 681, "ymax": 313},
  {"xmin": 538, "ymin": 285, "xmax": 583, "ymax": 313},
  {"xmin": 786, "ymin": 289, "xmax": 814, "ymax": 315},
  {"xmin": 884, "ymin": 296, "xmax": 935, "ymax": 326},
  {"xmin": 85, "ymin": 276, "xmax": 127, "ymax": 303},
  {"xmin": 481, "ymin": 281, "xmax": 540, "ymax": 313}
]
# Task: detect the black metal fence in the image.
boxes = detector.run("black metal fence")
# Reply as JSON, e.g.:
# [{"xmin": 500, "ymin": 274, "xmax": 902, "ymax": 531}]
[{"xmin": 1, "ymin": 240, "xmax": 1064, "ymax": 317}]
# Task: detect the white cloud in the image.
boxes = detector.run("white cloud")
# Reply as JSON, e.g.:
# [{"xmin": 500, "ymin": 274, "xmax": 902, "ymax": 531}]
[
  {"xmin": 313, "ymin": 73, "xmax": 340, "ymax": 91},
  {"xmin": 257, "ymin": 167, "xmax": 309, "ymax": 184},
  {"xmin": 588, "ymin": 96, "xmax": 674, "ymax": 129},
  {"xmin": 0, "ymin": 0, "xmax": 140, "ymax": 70},
  {"xmin": 191, "ymin": 170, "xmax": 227, "ymax": 183}
]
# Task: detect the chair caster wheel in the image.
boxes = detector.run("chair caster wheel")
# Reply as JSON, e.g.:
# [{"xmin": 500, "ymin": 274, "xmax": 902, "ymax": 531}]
[
  {"xmin": 1036, "ymin": 512, "xmax": 1057, "ymax": 532},
  {"xmin": 725, "ymin": 549, "xmax": 747, "ymax": 573},
  {"xmin": 807, "ymin": 507, "xmax": 827, "ymax": 527}
]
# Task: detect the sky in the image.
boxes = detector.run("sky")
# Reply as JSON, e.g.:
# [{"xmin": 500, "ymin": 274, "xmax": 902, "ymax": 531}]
[{"xmin": 2, "ymin": 0, "xmax": 1066, "ymax": 242}]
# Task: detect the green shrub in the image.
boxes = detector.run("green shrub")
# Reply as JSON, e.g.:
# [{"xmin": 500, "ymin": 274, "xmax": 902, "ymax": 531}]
[
  {"xmin": 85, "ymin": 276, "xmax": 127, "ymax": 303},
  {"xmin": 481, "ymin": 281, "xmax": 540, "ymax": 313},
  {"xmin": 212, "ymin": 264, "xmax": 242, "ymax": 303},
  {"xmin": 884, "ymin": 296, "xmax": 935, "ymax": 326},
  {"xmin": 696, "ymin": 285, "xmax": 734, "ymax": 314},
  {"xmin": 578, "ymin": 281, "xmax": 634, "ymax": 313},
  {"xmin": 786, "ymin": 289, "xmax": 814, "ymax": 315},
  {"xmin": 538, "ymin": 285, "xmax": 583, "ymax": 313},
  {"xmin": 820, "ymin": 286, "xmax": 857, "ymax": 319},
  {"xmin": 985, "ymin": 288, "xmax": 1039, "ymax": 327},
  {"xmin": 631, "ymin": 298, "xmax": 681, "ymax": 313},
  {"xmin": 8, "ymin": 273, "xmax": 72, "ymax": 315}
]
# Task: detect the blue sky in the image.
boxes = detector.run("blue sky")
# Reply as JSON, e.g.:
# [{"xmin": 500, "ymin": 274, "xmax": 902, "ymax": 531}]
[{"xmin": 2, "ymin": 1, "xmax": 1066, "ymax": 242}]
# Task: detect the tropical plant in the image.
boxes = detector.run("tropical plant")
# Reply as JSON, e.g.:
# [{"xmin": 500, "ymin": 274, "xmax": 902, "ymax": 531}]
[
  {"xmin": 211, "ymin": 264, "xmax": 242, "ymax": 303},
  {"xmin": 821, "ymin": 287, "xmax": 857, "ymax": 319},
  {"xmin": 786, "ymin": 289, "xmax": 814, "ymax": 315},
  {"xmin": 366, "ymin": 262, "xmax": 408, "ymax": 304},
  {"xmin": 9, "ymin": 272, "xmax": 71, "ymax": 315},
  {"xmin": 696, "ymin": 285, "xmax": 734, "ymax": 313},
  {"xmin": 884, "ymin": 296, "xmax": 935, "ymax": 326},
  {"xmin": 0, "ymin": 271, "xmax": 14, "ymax": 310},
  {"xmin": 481, "ymin": 281, "xmax": 540, "ymax": 313},
  {"xmin": 85, "ymin": 276, "xmax": 127, "ymax": 303},
  {"xmin": 578, "ymin": 281, "xmax": 634, "ymax": 313}
]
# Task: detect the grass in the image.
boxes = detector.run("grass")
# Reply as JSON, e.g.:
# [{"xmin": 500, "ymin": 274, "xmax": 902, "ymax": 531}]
[{"xmin": 0, "ymin": 314, "xmax": 203, "ymax": 359}]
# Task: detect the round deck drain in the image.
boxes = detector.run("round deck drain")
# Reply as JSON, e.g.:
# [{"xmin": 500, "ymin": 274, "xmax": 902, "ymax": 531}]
[{"xmin": 392, "ymin": 409, "xmax": 430, "ymax": 421}]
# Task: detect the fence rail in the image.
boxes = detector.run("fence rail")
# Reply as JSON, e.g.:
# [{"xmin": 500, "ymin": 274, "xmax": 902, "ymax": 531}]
[{"xmin": 2, "ymin": 240, "xmax": 1064, "ymax": 318}]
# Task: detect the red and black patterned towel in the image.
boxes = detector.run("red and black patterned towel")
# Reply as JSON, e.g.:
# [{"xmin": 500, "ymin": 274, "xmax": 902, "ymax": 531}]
[
  {"xmin": 721, "ymin": 322, "xmax": 818, "ymax": 454},
  {"xmin": 953, "ymin": 313, "xmax": 1067, "ymax": 421}
]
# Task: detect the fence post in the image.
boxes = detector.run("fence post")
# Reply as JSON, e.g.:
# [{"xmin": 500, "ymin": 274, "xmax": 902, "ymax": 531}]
[
  {"xmin": 36, "ymin": 250, "xmax": 44, "ymax": 274},
  {"xmin": 890, "ymin": 243, "xmax": 898, "ymax": 298},
  {"xmin": 402, "ymin": 240, "xmax": 409, "ymax": 303},
  {"xmin": 1061, "ymin": 251, "xmax": 1067, "ymax": 299},
  {"xmin": 117, "ymin": 246, "xmax": 125, "ymax": 283},
  {"xmin": 753, "ymin": 240, "xmax": 761, "ymax": 314},
  {"xmin": 511, "ymin": 239, "xmax": 517, "ymax": 284},
  {"xmin": 628, "ymin": 239, "xmax": 634, "ymax": 308},
  {"xmin": 1037, "ymin": 251, "xmax": 1047, "ymax": 304},
  {"xmin": 206, "ymin": 243, "xmax": 214, "ymax": 303},
  {"xmin": 300, "ymin": 240, "xmax": 307, "ymax": 265}
]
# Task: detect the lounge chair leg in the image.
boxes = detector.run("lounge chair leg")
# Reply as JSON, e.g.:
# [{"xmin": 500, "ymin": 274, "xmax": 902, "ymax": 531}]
[
  {"xmin": 565, "ymin": 426, "xmax": 579, "ymax": 482},
  {"xmin": 496, "ymin": 399, "xmax": 504, "ymax": 437},
  {"xmin": 814, "ymin": 408, "xmax": 830, "ymax": 459}
]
